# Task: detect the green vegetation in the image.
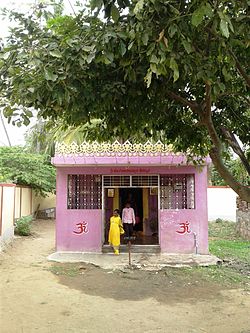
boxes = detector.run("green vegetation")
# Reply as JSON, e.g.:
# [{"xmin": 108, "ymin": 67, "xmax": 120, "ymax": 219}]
[
  {"xmin": 15, "ymin": 215, "xmax": 33, "ymax": 236},
  {"xmin": 0, "ymin": 0, "xmax": 249, "ymax": 201},
  {"xmin": 162, "ymin": 220, "xmax": 250, "ymax": 287},
  {"xmin": 204, "ymin": 220, "xmax": 250, "ymax": 287},
  {"xmin": 211, "ymin": 159, "xmax": 250, "ymax": 187},
  {"xmin": 0, "ymin": 146, "xmax": 56, "ymax": 196},
  {"xmin": 48, "ymin": 264, "xmax": 82, "ymax": 277},
  {"xmin": 209, "ymin": 220, "xmax": 250, "ymax": 264}
]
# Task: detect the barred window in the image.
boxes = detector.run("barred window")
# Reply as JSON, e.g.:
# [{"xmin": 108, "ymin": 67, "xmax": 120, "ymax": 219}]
[
  {"xmin": 103, "ymin": 176, "xmax": 130, "ymax": 187},
  {"xmin": 132, "ymin": 175, "xmax": 158, "ymax": 187},
  {"xmin": 160, "ymin": 174, "xmax": 195, "ymax": 209},
  {"xmin": 67, "ymin": 175, "xmax": 102, "ymax": 209}
]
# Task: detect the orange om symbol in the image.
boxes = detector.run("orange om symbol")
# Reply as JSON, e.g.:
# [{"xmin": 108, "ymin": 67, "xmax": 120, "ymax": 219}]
[
  {"xmin": 73, "ymin": 221, "xmax": 89, "ymax": 235},
  {"xmin": 176, "ymin": 221, "xmax": 191, "ymax": 234}
]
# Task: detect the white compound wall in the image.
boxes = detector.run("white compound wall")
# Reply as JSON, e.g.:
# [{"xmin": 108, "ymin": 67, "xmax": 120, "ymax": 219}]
[{"xmin": 207, "ymin": 186, "xmax": 237, "ymax": 222}]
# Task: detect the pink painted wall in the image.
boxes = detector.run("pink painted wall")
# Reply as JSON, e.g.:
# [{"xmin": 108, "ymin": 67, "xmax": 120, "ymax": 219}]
[
  {"xmin": 56, "ymin": 169, "xmax": 102, "ymax": 252},
  {"xmin": 159, "ymin": 167, "xmax": 208, "ymax": 254},
  {"xmin": 55, "ymin": 165, "xmax": 208, "ymax": 254}
]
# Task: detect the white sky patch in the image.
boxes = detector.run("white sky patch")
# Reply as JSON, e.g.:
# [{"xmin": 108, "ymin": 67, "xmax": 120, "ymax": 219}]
[{"xmin": 0, "ymin": 0, "xmax": 78, "ymax": 146}]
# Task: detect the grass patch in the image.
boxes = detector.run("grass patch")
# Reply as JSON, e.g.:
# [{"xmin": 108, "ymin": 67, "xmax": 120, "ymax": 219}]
[
  {"xmin": 208, "ymin": 220, "xmax": 240, "ymax": 240},
  {"xmin": 195, "ymin": 266, "xmax": 250, "ymax": 286},
  {"xmin": 205, "ymin": 220, "xmax": 250, "ymax": 289},
  {"xmin": 209, "ymin": 220, "xmax": 250, "ymax": 264},
  {"xmin": 48, "ymin": 264, "xmax": 80, "ymax": 277},
  {"xmin": 209, "ymin": 239, "xmax": 250, "ymax": 263}
]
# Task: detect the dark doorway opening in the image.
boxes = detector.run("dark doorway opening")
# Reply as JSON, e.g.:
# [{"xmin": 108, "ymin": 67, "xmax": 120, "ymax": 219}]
[
  {"xmin": 103, "ymin": 187, "xmax": 159, "ymax": 247},
  {"xmin": 119, "ymin": 188, "xmax": 143, "ymax": 232}
]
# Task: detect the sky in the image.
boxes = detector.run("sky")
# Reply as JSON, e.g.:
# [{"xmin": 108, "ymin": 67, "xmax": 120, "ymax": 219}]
[{"xmin": 0, "ymin": 0, "xmax": 76, "ymax": 146}]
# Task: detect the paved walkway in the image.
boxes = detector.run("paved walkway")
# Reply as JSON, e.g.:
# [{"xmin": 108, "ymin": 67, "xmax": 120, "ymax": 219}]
[{"xmin": 48, "ymin": 251, "xmax": 221, "ymax": 270}]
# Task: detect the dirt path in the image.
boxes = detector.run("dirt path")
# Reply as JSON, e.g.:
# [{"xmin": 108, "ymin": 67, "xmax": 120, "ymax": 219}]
[{"xmin": 0, "ymin": 220, "xmax": 249, "ymax": 333}]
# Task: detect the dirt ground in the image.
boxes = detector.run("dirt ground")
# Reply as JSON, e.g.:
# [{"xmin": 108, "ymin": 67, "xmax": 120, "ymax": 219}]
[{"xmin": 0, "ymin": 220, "xmax": 249, "ymax": 333}]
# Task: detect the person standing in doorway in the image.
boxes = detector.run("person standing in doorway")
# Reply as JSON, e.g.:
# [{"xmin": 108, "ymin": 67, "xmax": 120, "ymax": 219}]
[
  {"xmin": 108, "ymin": 209, "xmax": 123, "ymax": 255},
  {"xmin": 122, "ymin": 202, "xmax": 135, "ymax": 238}
]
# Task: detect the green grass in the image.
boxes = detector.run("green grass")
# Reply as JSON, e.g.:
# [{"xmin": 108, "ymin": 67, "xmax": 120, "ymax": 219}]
[
  {"xmin": 206, "ymin": 220, "xmax": 250, "ymax": 288},
  {"xmin": 208, "ymin": 220, "xmax": 240, "ymax": 239},
  {"xmin": 48, "ymin": 264, "xmax": 80, "ymax": 277},
  {"xmin": 209, "ymin": 220, "xmax": 250, "ymax": 263},
  {"xmin": 209, "ymin": 239, "xmax": 250, "ymax": 263}
]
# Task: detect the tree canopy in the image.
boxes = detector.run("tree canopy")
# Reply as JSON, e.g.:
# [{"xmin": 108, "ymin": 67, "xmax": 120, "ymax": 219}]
[
  {"xmin": 0, "ymin": 146, "xmax": 56, "ymax": 196},
  {"xmin": 0, "ymin": 0, "xmax": 249, "ymax": 200}
]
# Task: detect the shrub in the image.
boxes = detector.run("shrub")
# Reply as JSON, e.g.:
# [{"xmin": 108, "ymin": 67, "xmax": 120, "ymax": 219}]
[
  {"xmin": 215, "ymin": 218, "xmax": 223, "ymax": 223},
  {"xmin": 15, "ymin": 215, "xmax": 33, "ymax": 236}
]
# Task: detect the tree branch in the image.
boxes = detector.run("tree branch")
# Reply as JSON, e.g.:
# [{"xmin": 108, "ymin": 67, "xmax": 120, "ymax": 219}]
[
  {"xmin": 221, "ymin": 127, "xmax": 250, "ymax": 176},
  {"xmin": 167, "ymin": 91, "xmax": 199, "ymax": 112},
  {"xmin": 202, "ymin": 82, "xmax": 250, "ymax": 202},
  {"xmin": 228, "ymin": 48, "xmax": 250, "ymax": 89},
  {"xmin": 209, "ymin": 147, "xmax": 250, "ymax": 202},
  {"xmin": 218, "ymin": 92, "xmax": 250, "ymax": 106}
]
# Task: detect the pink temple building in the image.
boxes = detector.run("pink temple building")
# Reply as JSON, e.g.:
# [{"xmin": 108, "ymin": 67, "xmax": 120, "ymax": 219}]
[{"xmin": 52, "ymin": 141, "xmax": 210, "ymax": 254}]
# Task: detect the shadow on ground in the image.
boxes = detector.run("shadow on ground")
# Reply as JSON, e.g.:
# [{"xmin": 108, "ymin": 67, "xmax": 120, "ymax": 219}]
[{"xmin": 49, "ymin": 262, "xmax": 225, "ymax": 304}]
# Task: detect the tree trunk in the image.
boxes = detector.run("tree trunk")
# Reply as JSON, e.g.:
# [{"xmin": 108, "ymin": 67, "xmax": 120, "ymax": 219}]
[
  {"xmin": 209, "ymin": 147, "xmax": 250, "ymax": 202},
  {"xmin": 202, "ymin": 83, "xmax": 250, "ymax": 202},
  {"xmin": 167, "ymin": 88, "xmax": 250, "ymax": 202}
]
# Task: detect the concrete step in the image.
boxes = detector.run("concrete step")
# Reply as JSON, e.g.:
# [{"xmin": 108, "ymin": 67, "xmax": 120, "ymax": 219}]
[{"xmin": 102, "ymin": 244, "xmax": 160, "ymax": 254}]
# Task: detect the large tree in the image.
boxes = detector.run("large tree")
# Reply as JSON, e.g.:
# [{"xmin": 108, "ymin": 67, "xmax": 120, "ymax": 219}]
[
  {"xmin": 0, "ymin": 0, "xmax": 249, "ymax": 200},
  {"xmin": 0, "ymin": 146, "xmax": 56, "ymax": 196}
]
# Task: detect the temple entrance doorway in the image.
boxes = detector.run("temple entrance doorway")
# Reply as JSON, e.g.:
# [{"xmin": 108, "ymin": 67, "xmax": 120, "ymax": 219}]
[
  {"xmin": 119, "ymin": 188, "xmax": 143, "ymax": 232},
  {"xmin": 103, "ymin": 185, "xmax": 159, "ymax": 247}
]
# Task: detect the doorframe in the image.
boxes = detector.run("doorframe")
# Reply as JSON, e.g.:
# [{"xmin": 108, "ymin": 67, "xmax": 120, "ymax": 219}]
[{"xmin": 102, "ymin": 174, "xmax": 160, "ymax": 245}]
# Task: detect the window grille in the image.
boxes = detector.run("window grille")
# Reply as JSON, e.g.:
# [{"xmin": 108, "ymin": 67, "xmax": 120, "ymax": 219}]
[
  {"xmin": 132, "ymin": 175, "xmax": 158, "ymax": 187},
  {"xmin": 103, "ymin": 175, "xmax": 158, "ymax": 187},
  {"xmin": 160, "ymin": 174, "xmax": 195, "ymax": 209},
  {"xmin": 67, "ymin": 175, "xmax": 102, "ymax": 209},
  {"xmin": 103, "ymin": 176, "xmax": 130, "ymax": 187}
]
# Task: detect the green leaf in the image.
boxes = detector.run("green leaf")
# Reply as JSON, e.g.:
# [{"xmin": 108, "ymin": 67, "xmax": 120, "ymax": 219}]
[
  {"xmin": 191, "ymin": 4, "xmax": 212, "ymax": 27},
  {"xmin": 44, "ymin": 69, "xmax": 58, "ymax": 82},
  {"xmin": 90, "ymin": 0, "xmax": 103, "ymax": 11},
  {"xmin": 134, "ymin": 0, "xmax": 144, "ymax": 15},
  {"xmin": 82, "ymin": 45, "xmax": 94, "ymax": 52},
  {"xmin": 3, "ymin": 106, "xmax": 13, "ymax": 117},
  {"xmin": 128, "ymin": 41, "xmax": 134, "ymax": 50},
  {"xmin": 150, "ymin": 63, "xmax": 157, "ymax": 73},
  {"xmin": 49, "ymin": 50, "xmax": 62, "ymax": 58},
  {"xmin": 169, "ymin": 57, "xmax": 179, "ymax": 82},
  {"xmin": 142, "ymin": 32, "xmax": 149, "ymax": 46},
  {"xmin": 182, "ymin": 40, "xmax": 192, "ymax": 54},
  {"xmin": 222, "ymin": 67, "xmax": 231, "ymax": 81},
  {"xmin": 150, "ymin": 54, "xmax": 159, "ymax": 64},
  {"xmin": 120, "ymin": 41, "xmax": 126, "ymax": 56},
  {"xmin": 87, "ymin": 52, "xmax": 95, "ymax": 63},
  {"xmin": 220, "ymin": 19, "xmax": 229, "ymax": 38},
  {"xmin": 192, "ymin": 6, "xmax": 205, "ymax": 27},
  {"xmin": 204, "ymin": 3, "xmax": 213, "ymax": 18},
  {"xmin": 105, "ymin": 51, "xmax": 114, "ymax": 62},
  {"xmin": 25, "ymin": 110, "xmax": 33, "ymax": 118},
  {"xmin": 111, "ymin": 5, "xmax": 120, "ymax": 22},
  {"xmin": 168, "ymin": 24, "xmax": 177, "ymax": 38},
  {"xmin": 144, "ymin": 69, "xmax": 152, "ymax": 88},
  {"xmin": 0, "ymin": 51, "xmax": 10, "ymax": 60}
]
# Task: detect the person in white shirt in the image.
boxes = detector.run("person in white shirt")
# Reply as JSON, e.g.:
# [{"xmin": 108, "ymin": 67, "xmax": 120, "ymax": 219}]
[{"xmin": 122, "ymin": 202, "xmax": 135, "ymax": 238}]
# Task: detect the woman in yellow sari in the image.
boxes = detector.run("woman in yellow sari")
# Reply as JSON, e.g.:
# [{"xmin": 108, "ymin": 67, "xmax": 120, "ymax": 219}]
[{"xmin": 108, "ymin": 209, "xmax": 123, "ymax": 255}]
